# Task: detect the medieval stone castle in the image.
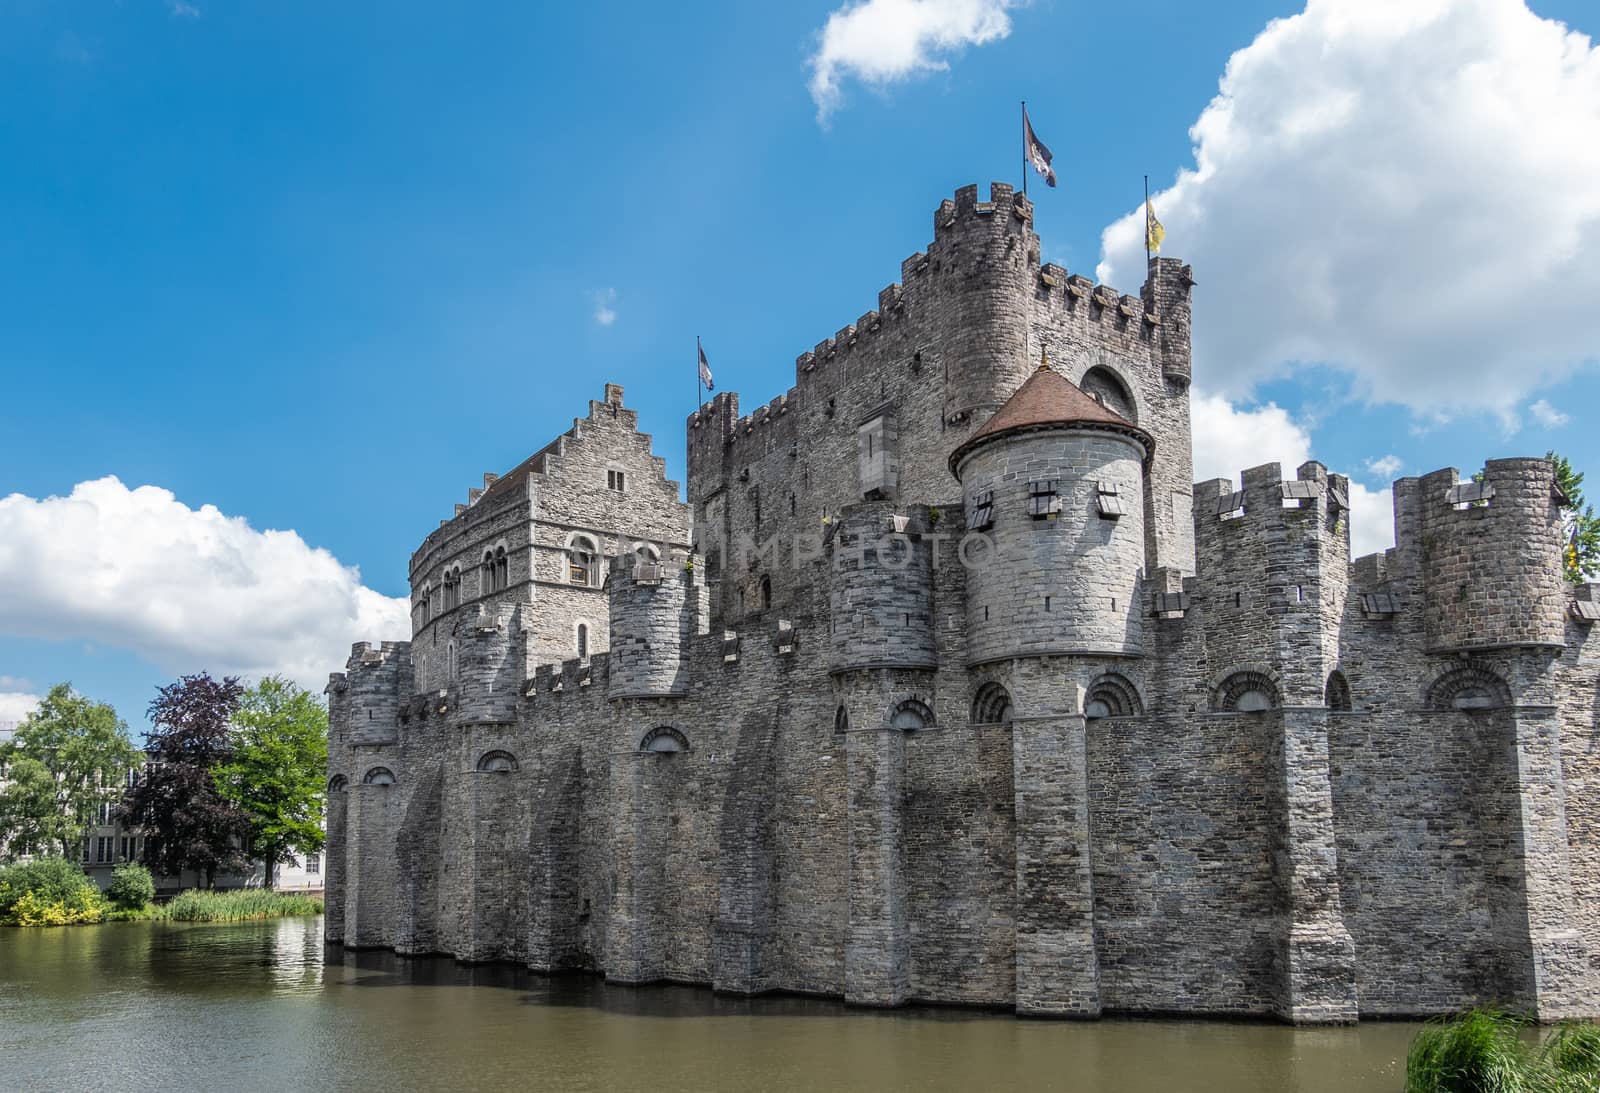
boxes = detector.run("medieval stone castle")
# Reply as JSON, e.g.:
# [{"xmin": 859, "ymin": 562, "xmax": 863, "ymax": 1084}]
[{"xmin": 323, "ymin": 182, "xmax": 1600, "ymax": 1023}]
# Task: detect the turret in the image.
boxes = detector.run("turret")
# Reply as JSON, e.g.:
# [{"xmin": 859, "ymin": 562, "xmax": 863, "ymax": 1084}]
[
  {"xmin": 454, "ymin": 605, "xmax": 525, "ymax": 724},
  {"xmin": 827, "ymin": 502, "xmax": 935, "ymax": 673},
  {"xmin": 1140, "ymin": 256, "xmax": 1194, "ymax": 387},
  {"xmin": 1191, "ymin": 461, "xmax": 1351, "ymax": 706},
  {"xmin": 608, "ymin": 555, "xmax": 708, "ymax": 699},
  {"xmin": 949, "ymin": 365, "xmax": 1150, "ymax": 665},
  {"xmin": 928, "ymin": 183, "xmax": 1040, "ymax": 439},
  {"xmin": 1414, "ymin": 458, "xmax": 1567, "ymax": 653},
  {"xmin": 341, "ymin": 641, "xmax": 413, "ymax": 746}
]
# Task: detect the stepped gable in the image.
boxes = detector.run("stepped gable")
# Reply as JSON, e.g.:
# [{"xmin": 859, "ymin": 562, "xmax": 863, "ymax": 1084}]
[{"xmin": 948, "ymin": 362, "xmax": 1154, "ymax": 478}]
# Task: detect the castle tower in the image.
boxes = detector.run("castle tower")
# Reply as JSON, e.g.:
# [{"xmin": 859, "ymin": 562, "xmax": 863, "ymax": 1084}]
[
  {"xmin": 949, "ymin": 364, "xmax": 1150, "ymax": 666},
  {"xmin": 607, "ymin": 555, "xmax": 707, "ymax": 699},
  {"xmin": 947, "ymin": 364, "xmax": 1151, "ymax": 1016},
  {"xmin": 827, "ymin": 503, "xmax": 937, "ymax": 674},
  {"xmin": 454, "ymin": 606, "xmax": 524, "ymax": 725},
  {"xmin": 1414, "ymin": 458, "xmax": 1567, "ymax": 654},
  {"xmin": 928, "ymin": 184, "xmax": 1040, "ymax": 441}
]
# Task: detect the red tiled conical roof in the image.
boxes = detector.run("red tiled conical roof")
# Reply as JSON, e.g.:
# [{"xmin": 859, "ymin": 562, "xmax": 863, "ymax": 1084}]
[{"xmin": 949, "ymin": 364, "xmax": 1153, "ymax": 479}]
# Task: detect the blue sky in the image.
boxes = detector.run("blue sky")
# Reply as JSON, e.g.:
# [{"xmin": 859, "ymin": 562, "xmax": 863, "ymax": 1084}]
[{"xmin": 1, "ymin": 0, "xmax": 1597, "ymax": 735}]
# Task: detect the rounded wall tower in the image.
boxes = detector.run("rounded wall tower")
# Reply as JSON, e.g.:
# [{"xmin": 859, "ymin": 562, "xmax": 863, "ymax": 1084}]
[
  {"xmin": 926, "ymin": 183, "xmax": 1040, "ymax": 439},
  {"xmin": 454, "ymin": 605, "xmax": 523, "ymax": 724},
  {"xmin": 1418, "ymin": 458, "xmax": 1567, "ymax": 652},
  {"xmin": 951, "ymin": 366, "xmax": 1150, "ymax": 665},
  {"xmin": 344, "ymin": 641, "xmax": 412, "ymax": 746},
  {"xmin": 828, "ymin": 502, "xmax": 936, "ymax": 673},
  {"xmin": 608, "ymin": 557, "xmax": 703, "ymax": 699}
]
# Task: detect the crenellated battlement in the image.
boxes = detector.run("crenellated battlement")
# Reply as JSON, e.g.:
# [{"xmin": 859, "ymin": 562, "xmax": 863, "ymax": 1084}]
[
  {"xmin": 1193, "ymin": 461, "xmax": 1351, "ymax": 538},
  {"xmin": 1381, "ymin": 458, "xmax": 1568, "ymax": 653}
]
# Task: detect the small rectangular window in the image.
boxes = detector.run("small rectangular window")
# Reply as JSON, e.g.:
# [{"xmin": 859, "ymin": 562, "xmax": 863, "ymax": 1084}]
[
  {"xmin": 1028, "ymin": 480, "xmax": 1061, "ymax": 519},
  {"xmin": 607, "ymin": 470, "xmax": 627, "ymax": 492},
  {"xmin": 966, "ymin": 490, "xmax": 994, "ymax": 531},
  {"xmin": 306, "ymin": 854, "xmax": 320, "ymax": 876}
]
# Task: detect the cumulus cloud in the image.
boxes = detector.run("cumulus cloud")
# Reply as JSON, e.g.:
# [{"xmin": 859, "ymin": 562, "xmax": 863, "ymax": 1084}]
[
  {"xmin": 808, "ymin": 0, "xmax": 1016, "ymax": 123},
  {"xmin": 1191, "ymin": 391, "xmax": 1394, "ymax": 557},
  {"xmin": 1098, "ymin": 0, "xmax": 1600, "ymax": 415},
  {"xmin": 1529, "ymin": 398, "xmax": 1570, "ymax": 428},
  {"xmin": 0, "ymin": 692, "xmax": 40, "ymax": 725},
  {"xmin": 0, "ymin": 478, "xmax": 409, "ymax": 692},
  {"xmin": 592, "ymin": 288, "xmax": 618, "ymax": 327},
  {"xmin": 1364, "ymin": 454, "xmax": 1404, "ymax": 480}
]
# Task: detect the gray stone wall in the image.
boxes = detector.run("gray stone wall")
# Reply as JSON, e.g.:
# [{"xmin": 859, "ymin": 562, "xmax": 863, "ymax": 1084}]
[{"xmin": 322, "ymin": 182, "xmax": 1600, "ymax": 1024}]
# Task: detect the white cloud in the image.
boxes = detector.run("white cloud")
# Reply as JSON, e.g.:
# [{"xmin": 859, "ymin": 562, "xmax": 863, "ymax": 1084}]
[
  {"xmin": 169, "ymin": 1, "xmax": 200, "ymax": 18},
  {"xmin": 0, "ymin": 692, "xmax": 40, "ymax": 725},
  {"xmin": 1098, "ymin": 0, "xmax": 1600, "ymax": 415},
  {"xmin": 1191, "ymin": 391, "xmax": 1394, "ymax": 556},
  {"xmin": 1347, "ymin": 482, "xmax": 1396, "ymax": 559},
  {"xmin": 1191, "ymin": 391, "xmax": 1311, "ymax": 483},
  {"xmin": 1364, "ymin": 454, "xmax": 1404, "ymax": 480},
  {"xmin": 0, "ymin": 478, "xmax": 409, "ymax": 692},
  {"xmin": 808, "ymin": 0, "xmax": 1016, "ymax": 123},
  {"xmin": 1529, "ymin": 398, "xmax": 1570, "ymax": 428},
  {"xmin": 592, "ymin": 288, "xmax": 617, "ymax": 327}
]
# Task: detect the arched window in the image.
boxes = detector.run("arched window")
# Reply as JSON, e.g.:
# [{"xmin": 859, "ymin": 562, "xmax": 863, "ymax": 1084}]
[
  {"xmin": 362, "ymin": 767, "xmax": 397, "ymax": 786},
  {"xmin": 481, "ymin": 551, "xmax": 495, "ymax": 595},
  {"xmin": 640, "ymin": 726, "xmax": 689, "ymax": 753},
  {"xmin": 1427, "ymin": 664, "xmax": 1512, "ymax": 711},
  {"xmin": 1085, "ymin": 673, "xmax": 1143, "ymax": 719},
  {"xmin": 567, "ymin": 534, "xmax": 599, "ymax": 587},
  {"xmin": 495, "ymin": 546, "xmax": 509, "ymax": 591},
  {"xmin": 477, "ymin": 750, "xmax": 518, "ymax": 773},
  {"xmin": 972, "ymin": 682, "xmax": 1013, "ymax": 725},
  {"xmin": 1079, "ymin": 366, "xmax": 1137, "ymax": 422},
  {"xmin": 447, "ymin": 640, "xmax": 458, "ymax": 681},
  {"xmin": 760, "ymin": 576, "xmax": 772, "ymax": 611},
  {"xmin": 576, "ymin": 623, "xmax": 589, "ymax": 659},
  {"xmin": 443, "ymin": 568, "xmax": 461, "ymax": 610},
  {"xmin": 1325, "ymin": 670, "xmax": 1352, "ymax": 712},
  {"xmin": 889, "ymin": 698, "xmax": 934, "ymax": 731},
  {"xmin": 834, "ymin": 706, "xmax": 849, "ymax": 734},
  {"xmin": 327, "ymin": 775, "xmax": 349, "ymax": 793},
  {"xmin": 1213, "ymin": 671, "xmax": 1278, "ymax": 713}
]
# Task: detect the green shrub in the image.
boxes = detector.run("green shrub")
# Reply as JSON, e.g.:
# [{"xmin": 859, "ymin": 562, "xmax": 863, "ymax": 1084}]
[
  {"xmin": 155, "ymin": 888, "xmax": 322, "ymax": 922},
  {"xmin": 0, "ymin": 858, "xmax": 105, "ymax": 926},
  {"xmin": 1406, "ymin": 1010, "xmax": 1536, "ymax": 1093},
  {"xmin": 1405, "ymin": 1010, "xmax": 1600, "ymax": 1093},
  {"xmin": 106, "ymin": 862, "xmax": 155, "ymax": 911},
  {"xmin": 1542, "ymin": 1022, "xmax": 1600, "ymax": 1086}
]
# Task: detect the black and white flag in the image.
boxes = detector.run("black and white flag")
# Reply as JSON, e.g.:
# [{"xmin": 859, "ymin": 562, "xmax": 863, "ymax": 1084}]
[
  {"xmin": 1023, "ymin": 107, "xmax": 1057, "ymax": 188},
  {"xmin": 697, "ymin": 339, "xmax": 714, "ymax": 391}
]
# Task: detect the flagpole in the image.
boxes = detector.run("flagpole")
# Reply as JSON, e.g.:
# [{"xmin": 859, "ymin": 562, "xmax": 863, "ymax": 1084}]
[
  {"xmin": 1144, "ymin": 175, "xmax": 1151, "ymax": 268},
  {"xmin": 1021, "ymin": 101, "xmax": 1028, "ymax": 196},
  {"xmin": 696, "ymin": 335, "xmax": 703, "ymax": 411}
]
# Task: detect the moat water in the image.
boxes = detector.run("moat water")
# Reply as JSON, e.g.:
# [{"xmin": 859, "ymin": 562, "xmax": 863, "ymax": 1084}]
[{"xmin": 0, "ymin": 917, "xmax": 1423, "ymax": 1092}]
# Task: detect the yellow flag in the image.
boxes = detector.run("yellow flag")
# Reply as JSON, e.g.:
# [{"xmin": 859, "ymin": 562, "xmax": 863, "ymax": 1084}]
[{"xmin": 1145, "ymin": 197, "xmax": 1165, "ymax": 254}]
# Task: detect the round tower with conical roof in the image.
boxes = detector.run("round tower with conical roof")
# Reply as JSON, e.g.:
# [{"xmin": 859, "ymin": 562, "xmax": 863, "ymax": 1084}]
[{"xmin": 950, "ymin": 363, "xmax": 1151, "ymax": 665}]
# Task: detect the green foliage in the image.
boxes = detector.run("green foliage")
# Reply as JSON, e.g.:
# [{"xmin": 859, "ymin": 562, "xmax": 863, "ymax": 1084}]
[
  {"xmin": 0, "ymin": 857, "xmax": 105, "ymax": 926},
  {"xmin": 105, "ymin": 862, "xmax": 155, "ymax": 911},
  {"xmin": 1405, "ymin": 1010, "xmax": 1600, "ymax": 1093},
  {"xmin": 124, "ymin": 673, "xmax": 250, "ymax": 887},
  {"xmin": 1548, "ymin": 451, "xmax": 1600, "ymax": 585},
  {"xmin": 214, "ymin": 677, "xmax": 328, "ymax": 888},
  {"xmin": 155, "ymin": 888, "xmax": 321, "ymax": 922},
  {"xmin": 0, "ymin": 683, "xmax": 139, "ymax": 859},
  {"xmin": 1543, "ymin": 1022, "xmax": 1600, "ymax": 1082},
  {"xmin": 0, "ymin": 757, "xmax": 71, "ymax": 860}
]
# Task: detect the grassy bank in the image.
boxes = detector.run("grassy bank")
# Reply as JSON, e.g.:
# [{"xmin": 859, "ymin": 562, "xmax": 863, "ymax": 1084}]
[
  {"xmin": 1, "ymin": 857, "xmax": 321, "ymax": 925},
  {"xmin": 1407, "ymin": 1010, "xmax": 1600, "ymax": 1092},
  {"xmin": 154, "ymin": 888, "xmax": 322, "ymax": 922}
]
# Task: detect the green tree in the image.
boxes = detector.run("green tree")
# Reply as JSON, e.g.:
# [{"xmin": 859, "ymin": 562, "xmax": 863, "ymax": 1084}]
[
  {"xmin": 106, "ymin": 861, "xmax": 154, "ymax": 911},
  {"xmin": 0, "ymin": 757, "xmax": 71, "ymax": 860},
  {"xmin": 1549, "ymin": 450, "xmax": 1600, "ymax": 585},
  {"xmin": 215, "ymin": 677, "xmax": 327, "ymax": 888},
  {"xmin": 123, "ymin": 673, "xmax": 249, "ymax": 889},
  {"xmin": 0, "ymin": 684, "xmax": 140, "ymax": 858}
]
